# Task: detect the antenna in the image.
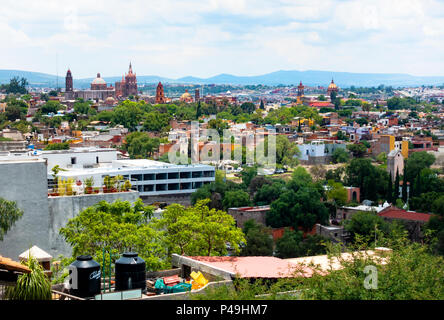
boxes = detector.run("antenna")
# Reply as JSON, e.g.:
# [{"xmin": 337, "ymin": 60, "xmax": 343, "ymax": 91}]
[{"xmin": 56, "ymin": 53, "xmax": 59, "ymax": 91}]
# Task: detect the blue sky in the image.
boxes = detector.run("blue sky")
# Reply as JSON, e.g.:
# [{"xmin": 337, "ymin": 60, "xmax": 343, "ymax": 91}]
[{"xmin": 1, "ymin": 0, "xmax": 444, "ymax": 79}]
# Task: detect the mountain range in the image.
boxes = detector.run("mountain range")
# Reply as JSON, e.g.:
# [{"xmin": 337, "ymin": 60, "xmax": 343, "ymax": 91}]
[{"xmin": 1, "ymin": 69, "xmax": 444, "ymax": 88}]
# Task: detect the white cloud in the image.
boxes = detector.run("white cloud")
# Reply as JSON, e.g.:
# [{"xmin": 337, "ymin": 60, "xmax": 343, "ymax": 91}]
[{"xmin": 0, "ymin": 0, "xmax": 443, "ymax": 78}]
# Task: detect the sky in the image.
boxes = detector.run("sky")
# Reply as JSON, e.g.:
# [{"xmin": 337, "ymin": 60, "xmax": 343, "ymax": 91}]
[{"xmin": 1, "ymin": 0, "xmax": 444, "ymax": 79}]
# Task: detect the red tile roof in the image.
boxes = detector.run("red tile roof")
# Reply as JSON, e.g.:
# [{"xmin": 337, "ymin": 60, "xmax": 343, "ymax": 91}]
[
  {"xmin": 378, "ymin": 206, "xmax": 431, "ymax": 222},
  {"xmin": 309, "ymin": 102, "xmax": 334, "ymax": 108},
  {"xmin": 188, "ymin": 256, "xmax": 315, "ymax": 278},
  {"xmin": 0, "ymin": 255, "xmax": 31, "ymax": 274}
]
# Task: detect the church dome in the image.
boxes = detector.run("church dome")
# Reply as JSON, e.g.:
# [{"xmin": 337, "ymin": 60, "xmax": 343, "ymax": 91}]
[
  {"xmin": 92, "ymin": 73, "xmax": 106, "ymax": 85},
  {"xmin": 105, "ymin": 96, "xmax": 116, "ymax": 105},
  {"xmin": 180, "ymin": 90, "xmax": 192, "ymax": 100},
  {"xmin": 328, "ymin": 79, "xmax": 337, "ymax": 89}
]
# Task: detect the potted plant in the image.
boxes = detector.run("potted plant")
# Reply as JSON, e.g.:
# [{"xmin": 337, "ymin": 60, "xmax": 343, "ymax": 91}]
[
  {"xmin": 66, "ymin": 178, "xmax": 75, "ymax": 196},
  {"xmin": 114, "ymin": 175, "xmax": 124, "ymax": 191},
  {"xmin": 83, "ymin": 177, "xmax": 94, "ymax": 194},
  {"xmin": 122, "ymin": 180, "xmax": 132, "ymax": 192},
  {"xmin": 5, "ymin": 255, "xmax": 52, "ymax": 300},
  {"xmin": 103, "ymin": 176, "xmax": 112, "ymax": 193},
  {"xmin": 57, "ymin": 178, "xmax": 66, "ymax": 196},
  {"xmin": 50, "ymin": 165, "xmax": 67, "ymax": 194}
]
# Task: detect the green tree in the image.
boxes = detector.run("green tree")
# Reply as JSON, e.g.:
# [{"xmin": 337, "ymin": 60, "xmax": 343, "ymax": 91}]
[
  {"xmin": 0, "ymin": 198, "xmax": 24, "ymax": 241},
  {"xmin": 44, "ymin": 142, "xmax": 70, "ymax": 150},
  {"xmin": 222, "ymin": 190, "xmax": 251, "ymax": 210},
  {"xmin": 394, "ymin": 169, "xmax": 400, "ymax": 202},
  {"xmin": 259, "ymin": 100, "xmax": 265, "ymax": 110},
  {"xmin": 207, "ymin": 118, "xmax": 229, "ymax": 136},
  {"xmin": 275, "ymin": 228, "xmax": 304, "ymax": 258},
  {"xmin": 387, "ymin": 173, "xmax": 393, "ymax": 203},
  {"xmin": 40, "ymin": 100, "xmax": 63, "ymax": 114},
  {"xmin": 326, "ymin": 180, "xmax": 348, "ymax": 207},
  {"xmin": 143, "ymin": 112, "xmax": 171, "ymax": 132},
  {"xmin": 112, "ymin": 101, "xmax": 144, "ymax": 131},
  {"xmin": 59, "ymin": 199, "xmax": 167, "ymax": 270},
  {"xmin": 332, "ymin": 148, "xmax": 350, "ymax": 163},
  {"xmin": 345, "ymin": 158, "xmax": 389, "ymax": 201},
  {"xmin": 241, "ymin": 166, "xmax": 258, "ymax": 189},
  {"xmin": 3, "ymin": 77, "xmax": 28, "ymax": 94},
  {"xmin": 124, "ymin": 132, "xmax": 160, "ymax": 158},
  {"xmin": 152, "ymin": 199, "xmax": 245, "ymax": 256},
  {"xmin": 196, "ymin": 101, "xmax": 202, "ymax": 118},
  {"xmin": 240, "ymin": 102, "xmax": 256, "ymax": 114},
  {"xmin": 376, "ymin": 152, "xmax": 387, "ymax": 164},
  {"xmin": 344, "ymin": 211, "xmax": 389, "ymax": 242},
  {"xmin": 347, "ymin": 143, "xmax": 367, "ymax": 158},
  {"xmin": 267, "ymin": 186, "xmax": 329, "ymax": 231},
  {"xmin": 402, "ymin": 177, "xmax": 408, "ymax": 203},
  {"xmin": 404, "ymin": 151, "xmax": 436, "ymax": 183},
  {"xmin": 73, "ymin": 101, "xmax": 94, "ymax": 115},
  {"xmin": 275, "ymin": 135, "xmax": 300, "ymax": 167},
  {"xmin": 240, "ymin": 219, "xmax": 273, "ymax": 256},
  {"xmin": 253, "ymin": 180, "xmax": 286, "ymax": 206}
]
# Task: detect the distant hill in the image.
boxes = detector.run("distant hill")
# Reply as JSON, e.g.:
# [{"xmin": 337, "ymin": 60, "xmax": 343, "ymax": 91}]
[{"xmin": 1, "ymin": 69, "xmax": 443, "ymax": 88}]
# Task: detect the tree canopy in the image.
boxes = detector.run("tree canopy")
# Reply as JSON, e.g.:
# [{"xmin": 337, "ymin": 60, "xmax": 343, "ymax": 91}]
[{"xmin": 0, "ymin": 198, "xmax": 24, "ymax": 241}]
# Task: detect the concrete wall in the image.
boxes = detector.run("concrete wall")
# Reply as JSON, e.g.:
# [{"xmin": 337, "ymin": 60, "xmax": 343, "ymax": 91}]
[
  {"xmin": 0, "ymin": 158, "xmax": 140, "ymax": 259},
  {"xmin": 48, "ymin": 191, "xmax": 139, "ymax": 257},
  {"xmin": 140, "ymin": 194, "xmax": 192, "ymax": 206},
  {"xmin": 227, "ymin": 207, "xmax": 269, "ymax": 229},
  {"xmin": 0, "ymin": 160, "xmax": 50, "ymax": 259}
]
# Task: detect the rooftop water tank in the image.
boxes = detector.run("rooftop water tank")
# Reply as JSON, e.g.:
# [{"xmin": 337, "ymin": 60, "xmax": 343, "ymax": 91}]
[
  {"xmin": 115, "ymin": 252, "xmax": 146, "ymax": 293},
  {"xmin": 68, "ymin": 255, "xmax": 101, "ymax": 298}
]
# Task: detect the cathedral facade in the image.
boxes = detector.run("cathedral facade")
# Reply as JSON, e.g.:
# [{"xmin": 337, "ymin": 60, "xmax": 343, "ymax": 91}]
[{"xmin": 64, "ymin": 63, "xmax": 138, "ymax": 101}]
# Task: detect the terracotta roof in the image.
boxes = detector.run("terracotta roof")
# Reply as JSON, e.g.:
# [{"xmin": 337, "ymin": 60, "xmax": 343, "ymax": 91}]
[
  {"xmin": 188, "ymin": 256, "xmax": 315, "ymax": 278},
  {"xmin": 309, "ymin": 102, "xmax": 334, "ymax": 108},
  {"xmin": 0, "ymin": 255, "xmax": 31, "ymax": 274},
  {"xmin": 378, "ymin": 206, "xmax": 431, "ymax": 222}
]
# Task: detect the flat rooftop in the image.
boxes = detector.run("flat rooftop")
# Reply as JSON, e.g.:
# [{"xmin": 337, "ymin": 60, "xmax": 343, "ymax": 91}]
[
  {"xmin": 56, "ymin": 159, "xmax": 215, "ymax": 177},
  {"xmin": 187, "ymin": 256, "xmax": 314, "ymax": 278}
]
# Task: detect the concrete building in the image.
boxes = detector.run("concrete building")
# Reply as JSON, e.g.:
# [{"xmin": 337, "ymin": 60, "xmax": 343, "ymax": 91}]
[
  {"xmin": 378, "ymin": 206, "xmax": 431, "ymax": 242},
  {"xmin": 227, "ymin": 206, "xmax": 270, "ymax": 229},
  {"xmin": 39, "ymin": 147, "xmax": 118, "ymax": 173},
  {"xmin": 297, "ymin": 140, "xmax": 346, "ymax": 164},
  {"xmin": 0, "ymin": 158, "xmax": 139, "ymax": 258},
  {"xmin": 56, "ymin": 159, "xmax": 216, "ymax": 198},
  {"xmin": 336, "ymin": 202, "xmax": 391, "ymax": 221},
  {"xmin": 387, "ymin": 149, "xmax": 404, "ymax": 180}
]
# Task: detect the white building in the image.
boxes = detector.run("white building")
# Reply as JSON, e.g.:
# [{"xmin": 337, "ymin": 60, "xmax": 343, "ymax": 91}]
[
  {"xmin": 56, "ymin": 159, "xmax": 216, "ymax": 197},
  {"xmin": 297, "ymin": 140, "xmax": 346, "ymax": 164},
  {"xmin": 39, "ymin": 147, "xmax": 118, "ymax": 172}
]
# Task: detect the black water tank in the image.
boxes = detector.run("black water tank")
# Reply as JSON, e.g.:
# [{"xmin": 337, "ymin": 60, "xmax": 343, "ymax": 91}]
[
  {"xmin": 68, "ymin": 255, "xmax": 101, "ymax": 298},
  {"xmin": 115, "ymin": 252, "xmax": 146, "ymax": 292}
]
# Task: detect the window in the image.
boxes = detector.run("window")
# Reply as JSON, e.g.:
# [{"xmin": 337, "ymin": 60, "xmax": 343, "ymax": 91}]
[
  {"xmin": 96, "ymin": 156, "xmax": 99, "ymax": 164},
  {"xmin": 71, "ymin": 157, "xmax": 76, "ymax": 165}
]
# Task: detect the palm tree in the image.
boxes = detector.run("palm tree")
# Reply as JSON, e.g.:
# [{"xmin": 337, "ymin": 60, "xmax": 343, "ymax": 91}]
[{"xmin": 5, "ymin": 255, "xmax": 52, "ymax": 300}]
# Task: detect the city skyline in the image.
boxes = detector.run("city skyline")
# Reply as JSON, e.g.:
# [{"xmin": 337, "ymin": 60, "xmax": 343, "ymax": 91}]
[{"xmin": 1, "ymin": 0, "xmax": 444, "ymax": 79}]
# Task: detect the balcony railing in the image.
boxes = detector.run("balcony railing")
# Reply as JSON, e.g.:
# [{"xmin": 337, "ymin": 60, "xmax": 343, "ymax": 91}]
[{"xmin": 48, "ymin": 177, "xmax": 136, "ymax": 197}]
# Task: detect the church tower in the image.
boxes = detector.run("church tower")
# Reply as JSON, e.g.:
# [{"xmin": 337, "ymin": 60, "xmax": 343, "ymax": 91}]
[
  {"xmin": 155, "ymin": 82, "xmax": 166, "ymax": 103},
  {"xmin": 297, "ymin": 81, "xmax": 304, "ymax": 104},
  {"xmin": 124, "ymin": 62, "xmax": 138, "ymax": 96},
  {"xmin": 65, "ymin": 69, "xmax": 73, "ymax": 92}
]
